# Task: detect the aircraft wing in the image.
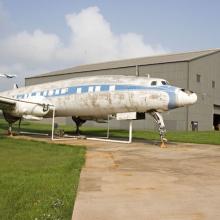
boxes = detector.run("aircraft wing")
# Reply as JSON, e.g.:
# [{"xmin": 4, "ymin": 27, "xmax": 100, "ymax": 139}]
[
  {"xmin": 0, "ymin": 96, "xmax": 16, "ymax": 111},
  {"xmin": 0, "ymin": 95, "xmax": 53, "ymax": 118}
]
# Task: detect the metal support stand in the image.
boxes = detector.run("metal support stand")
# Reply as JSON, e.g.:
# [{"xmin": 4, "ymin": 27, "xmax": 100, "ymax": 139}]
[
  {"xmin": 88, "ymin": 119, "xmax": 133, "ymax": 144},
  {"xmin": 51, "ymin": 110, "xmax": 133, "ymax": 143},
  {"xmin": 8, "ymin": 123, "xmax": 12, "ymax": 136},
  {"xmin": 51, "ymin": 106, "xmax": 55, "ymax": 140},
  {"xmin": 51, "ymin": 106, "xmax": 133, "ymax": 144},
  {"xmin": 12, "ymin": 106, "xmax": 133, "ymax": 144},
  {"xmin": 51, "ymin": 106, "xmax": 80, "ymax": 141},
  {"xmin": 106, "ymin": 115, "xmax": 110, "ymax": 138},
  {"xmin": 129, "ymin": 120, "xmax": 133, "ymax": 143}
]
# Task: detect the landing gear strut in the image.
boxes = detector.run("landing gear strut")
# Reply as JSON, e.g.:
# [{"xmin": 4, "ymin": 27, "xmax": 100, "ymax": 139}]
[
  {"xmin": 3, "ymin": 112, "xmax": 20, "ymax": 136},
  {"xmin": 8, "ymin": 123, "xmax": 13, "ymax": 136},
  {"xmin": 72, "ymin": 116, "xmax": 86, "ymax": 135},
  {"xmin": 18, "ymin": 118, "xmax": 22, "ymax": 134},
  {"xmin": 7, "ymin": 120, "xmax": 22, "ymax": 136},
  {"xmin": 149, "ymin": 111, "xmax": 167, "ymax": 148}
]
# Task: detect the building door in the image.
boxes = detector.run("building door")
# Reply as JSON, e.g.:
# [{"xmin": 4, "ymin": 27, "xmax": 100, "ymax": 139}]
[
  {"xmin": 213, "ymin": 114, "xmax": 220, "ymax": 130},
  {"xmin": 213, "ymin": 105, "xmax": 220, "ymax": 130}
]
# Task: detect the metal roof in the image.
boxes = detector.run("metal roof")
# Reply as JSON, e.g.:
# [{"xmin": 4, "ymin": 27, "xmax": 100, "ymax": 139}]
[{"xmin": 26, "ymin": 49, "xmax": 220, "ymax": 79}]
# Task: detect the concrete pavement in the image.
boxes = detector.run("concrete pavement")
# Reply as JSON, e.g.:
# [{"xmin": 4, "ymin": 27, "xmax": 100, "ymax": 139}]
[{"xmin": 71, "ymin": 140, "xmax": 220, "ymax": 220}]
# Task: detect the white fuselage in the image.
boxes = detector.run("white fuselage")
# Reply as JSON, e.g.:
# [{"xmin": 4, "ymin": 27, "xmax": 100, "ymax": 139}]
[{"xmin": 0, "ymin": 75, "xmax": 197, "ymax": 119}]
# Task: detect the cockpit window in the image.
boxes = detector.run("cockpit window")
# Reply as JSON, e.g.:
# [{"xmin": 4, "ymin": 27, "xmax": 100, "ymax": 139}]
[
  {"xmin": 151, "ymin": 81, "xmax": 157, "ymax": 86},
  {"xmin": 161, "ymin": 80, "xmax": 169, "ymax": 85},
  {"xmin": 180, "ymin": 88, "xmax": 193, "ymax": 95}
]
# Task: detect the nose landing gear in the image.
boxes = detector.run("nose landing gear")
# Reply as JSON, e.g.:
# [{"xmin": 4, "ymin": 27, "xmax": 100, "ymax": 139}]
[{"xmin": 149, "ymin": 111, "xmax": 167, "ymax": 148}]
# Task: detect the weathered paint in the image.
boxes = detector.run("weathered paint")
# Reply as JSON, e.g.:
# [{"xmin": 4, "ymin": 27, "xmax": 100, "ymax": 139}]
[{"xmin": 0, "ymin": 75, "xmax": 197, "ymax": 119}]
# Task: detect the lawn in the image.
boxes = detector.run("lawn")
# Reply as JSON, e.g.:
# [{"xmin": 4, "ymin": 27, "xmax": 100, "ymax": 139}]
[
  {"xmin": 87, "ymin": 129, "xmax": 220, "ymax": 145},
  {"xmin": 0, "ymin": 119, "xmax": 220, "ymax": 145},
  {"xmin": 0, "ymin": 118, "xmax": 220, "ymax": 145},
  {"xmin": 0, "ymin": 136, "xmax": 85, "ymax": 220},
  {"xmin": 0, "ymin": 118, "xmax": 219, "ymax": 219}
]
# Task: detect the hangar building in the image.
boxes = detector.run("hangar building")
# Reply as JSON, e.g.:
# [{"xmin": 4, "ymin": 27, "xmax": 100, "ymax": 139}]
[{"xmin": 25, "ymin": 49, "xmax": 220, "ymax": 131}]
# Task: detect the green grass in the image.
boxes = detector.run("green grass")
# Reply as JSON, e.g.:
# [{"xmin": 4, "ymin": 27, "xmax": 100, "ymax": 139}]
[
  {"xmin": 0, "ymin": 118, "xmax": 70, "ymax": 135},
  {"xmin": 0, "ymin": 136, "xmax": 85, "ymax": 220},
  {"xmin": 82, "ymin": 128, "xmax": 220, "ymax": 145},
  {"xmin": 1, "ymin": 118, "xmax": 220, "ymax": 145},
  {"xmin": 0, "ymin": 118, "xmax": 219, "ymax": 219}
]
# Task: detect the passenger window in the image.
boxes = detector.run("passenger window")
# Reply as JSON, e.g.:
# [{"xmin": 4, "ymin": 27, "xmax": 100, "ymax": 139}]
[
  {"xmin": 48, "ymin": 90, "xmax": 54, "ymax": 96},
  {"xmin": 109, "ymin": 85, "xmax": 115, "ymax": 91},
  {"xmin": 88, "ymin": 86, "xmax": 94, "ymax": 93},
  {"xmin": 55, "ymin": 89, "xmax": 60, "ymax": 95},
  {"xmin": 151, "ymin": 81, "xmax": 157, "ymax": 86},
  {"xmin": 95, "ymin": 86, "xmax": 101, "ymax": 92},
  {"xmin": 61, "ymin": 88, "xmax": 68, "ymax": 94},
  {"xmin": 76, "ymin": 87, "xmax": 82, "ymax": 94},
  {"xmin": 43, "ymin": 91, "xmax": 48, "ymax": 96}
]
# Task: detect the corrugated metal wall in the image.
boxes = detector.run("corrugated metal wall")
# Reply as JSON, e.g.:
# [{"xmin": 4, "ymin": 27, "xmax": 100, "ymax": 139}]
[
  {"xmin": 188, "ymin": 52, "xmax": 220, "ymax": 130},
  {"xmin": 25, "ymin": 52, "xmax": 220, "ymax": 131}
]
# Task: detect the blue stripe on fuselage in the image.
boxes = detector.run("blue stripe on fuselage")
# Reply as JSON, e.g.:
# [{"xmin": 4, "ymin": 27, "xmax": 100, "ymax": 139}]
[
  {"xmin": 147, "ymin": 85, "xmax": 177, "ymax": 109},
  {"xmin": 15, "ymin": 84, "xmax": 177, "ymax": 109},
  {"xmin": 165, "ymin": 87, "xmax": 177, "ymax": 109}
]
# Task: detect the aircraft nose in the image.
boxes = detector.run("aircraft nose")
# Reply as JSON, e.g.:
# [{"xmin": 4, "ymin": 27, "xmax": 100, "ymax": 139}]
[
  {"xmin": 190, "ymin": 92, "xmax": 197, "ymax": 104},
  {"xmin": 176, "ymin": 89, "xmax": 197, "ymax": 107}
]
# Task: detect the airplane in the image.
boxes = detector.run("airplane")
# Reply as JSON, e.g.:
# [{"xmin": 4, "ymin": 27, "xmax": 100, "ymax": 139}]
[
  {"xmin": 0, "ymin": 75, "xmax": 197, "ymax": 147},
  {"xmin": 0, "ymin": 74, "xmax": 17, "ymax": 78}
]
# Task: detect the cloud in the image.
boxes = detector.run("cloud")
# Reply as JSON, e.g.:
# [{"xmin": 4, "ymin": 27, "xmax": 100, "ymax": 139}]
[
  {"xmin": 61, "ymin": 6, "xmax": 166, "ymax": 63},
  {"xmin": 1, "ymin": 30, "xmax": 61, "ymax": 65},
  {"xmin": 63, "ymin": 7, "xmax": 118, "ymax": 63},
  {"xmin": 0, "ymin": 6, "xmax": 167, "ymax": 91},
  {"xmin": 118, "ymin": 33, "xmax": 165, "ymax": 58}
]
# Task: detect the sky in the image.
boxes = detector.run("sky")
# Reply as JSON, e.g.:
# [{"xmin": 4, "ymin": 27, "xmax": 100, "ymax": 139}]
[{"xmin": 0, "ymin": 0, "xmax": 220, "ymax": 91}]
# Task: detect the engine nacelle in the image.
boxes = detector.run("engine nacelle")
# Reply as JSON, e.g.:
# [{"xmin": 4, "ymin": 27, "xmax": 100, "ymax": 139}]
[
  {"xmin": 22, "ymin": 115, "xmax": 43, "ymax": 121},
  {"xmin": 10, "ymin": 102, "xmax": 50, "ymax": 117}
]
